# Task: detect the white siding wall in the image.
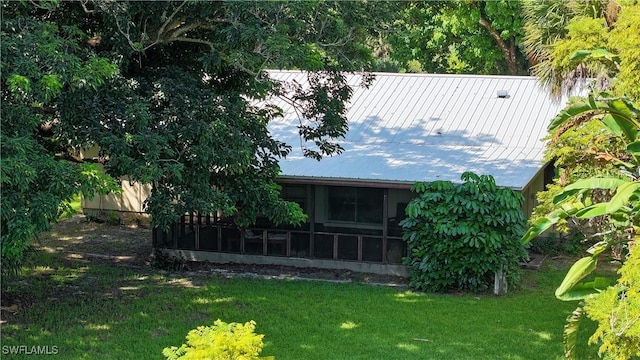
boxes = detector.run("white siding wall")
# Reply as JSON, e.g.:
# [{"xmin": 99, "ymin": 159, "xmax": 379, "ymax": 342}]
[{"xmin": 83, "ymin": 180, "xmax": 151, "ymax": 214}]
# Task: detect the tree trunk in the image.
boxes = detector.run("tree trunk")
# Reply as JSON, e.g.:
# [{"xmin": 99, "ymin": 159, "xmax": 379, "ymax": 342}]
[{"xmin": 478, "ymin": 17, "xmax": 518, "ymax": 75}]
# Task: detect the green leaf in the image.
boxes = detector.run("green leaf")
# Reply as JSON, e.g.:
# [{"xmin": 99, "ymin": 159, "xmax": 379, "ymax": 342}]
[
  {"xmin": 549, "ymin": 94, "xmax": 640, "ymax": 142},
  {"xmin": 522, "ymin": 218, "xmax": 555, "ymax": 244},
  {"xmin": 548, "ymin": 101, "xmax": 600, "ymax": 131},
  {"xmin": 606, "ymin": 112, "xmax": 638, "ymax": 142},
  {"xmin": 39, "ymin": 74, "xmax": 63, "ymax": 102},
  {"xmin": 575, "ymin": 203, "xmax": 608, "ymax": 219},
  {"xmin": 554, "ymin": 177, "xmax": 628, "ymax": 204},
  {"xmin": 7, "ymin": 74, "xmax": 31, "ymax": 95},
  {"xmin": 605, "ymin": 181, "xmax": 640, "ymax": 213},
  {"xmin": 405, "ymin": 202, "xmax": 418, "ymax": 218},
  {"xmin": 522, "ymin": 199, "xmax": 585, "ymax": 243},
  {"xmin": 522, "ymin": 207, "xmax": 570, "ymax": 243},
  {"xmin": 552, "ymin": 189, "xmax": 582, "ymax": 204},
  {"xmin": 601, "ymin": 114, "xmax": 624, "ymax": 136},
  {"xmin": 563, "ymin": 305, "xmax": 584, "ymax": 359},
  {"xmin": 556, "ymin": 277, "xmax": 610, "ymax": 301},
  {"xmin": 555, "ymin": 256, "xmax": 597, "ymax": 300},
  {"xmin": 586, "ymin": 241, "xmax": 609, "ymax": 256},
  {"xmin": 569, "ymin": 48, "xmax": 620, "ymax": 63},
  {"xmin": 569, "ymin": 50, "xmax": 592, "ymax": 62},
  {"xmin": 627, "ymin": 141, "xmax": 640, "ymax": 156},
  {"xmin": 562, "ymin": 177, "xmax": 628, "ymax": 192},
  {"xmin": 588, "ymin": 48, "xmax": 620, "ymax": 61},
  {"xmin": 609, "ymin": 98, "xmax": 638, "ymax": 120}
]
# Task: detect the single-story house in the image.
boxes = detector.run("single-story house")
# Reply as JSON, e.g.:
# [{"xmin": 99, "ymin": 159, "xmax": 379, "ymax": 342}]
[{"xmin": 84, "ymin": 71, "xmax": 572, "ymax": 275}]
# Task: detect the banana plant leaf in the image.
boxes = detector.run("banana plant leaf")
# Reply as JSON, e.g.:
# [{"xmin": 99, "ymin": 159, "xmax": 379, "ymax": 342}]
[
  {"xmin": 628, "ymin": 141, "xmax": 640, "ymax": 156},
  {"xmin": 563, "ymin": 305, "xmax": 584, "ymax": 359},
  {"xmin": 549, "ymin": 94, "xmax": 639, "ymax": 142},
  {"xmin": 521, "ymin": 202, "xmax": 584, "ymax": 244},
  {"xmin": 548, "ymin": 98, "xmax": 606, "ymax": 131},
  {"xmin": 569, "ymin": 48, "xmax": 620, "ymax": 63},
  {"xmin": 605, "ymin": 182, "xmax": 640, "ymax": 213},
  {"xmin": 602, "ymin": 113, "xmax": 638, "ymax": 142},
  {"xmin": 555, "ymin": 256, "xmax": 598, "ymax": 300},
  {"xmin": 586, "ymin": 241, "xmax": 609, "ymax": 256},
  {"xmin": 575, "ymin": 203, "xmax": 609, "ymax": 219},
  {"xmin": 556, "ymin": 277, "xmax": 611, "ymax": 301},
  {"xmin": 553, "ymin": 177, "xmax": 628, "ymax": 204}
]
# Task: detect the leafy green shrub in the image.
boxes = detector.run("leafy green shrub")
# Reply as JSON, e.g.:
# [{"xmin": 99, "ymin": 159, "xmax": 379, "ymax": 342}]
[
  {"xmin": 405, "ymin": 59, "xmax": 423, "ymax": 73},
  {"xmin": 584, "ymin": 244, "xmax": 640, "ymax": 359},
  {"xmin": 528, "ymin": 233, "xmax": 586, "ymax": 256},
  {"xmin": 400, "ymin": 172, "xmax": 528, "ymax": 292},
  {"xmin": 163, "ymin": 320, "xmax": 273, "ymax": 360}
]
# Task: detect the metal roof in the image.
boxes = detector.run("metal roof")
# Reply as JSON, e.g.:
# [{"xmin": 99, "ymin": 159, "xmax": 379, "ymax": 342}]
[{"xmin": 266, "ymin": 71, "xmax": 572, "ymax": 190}]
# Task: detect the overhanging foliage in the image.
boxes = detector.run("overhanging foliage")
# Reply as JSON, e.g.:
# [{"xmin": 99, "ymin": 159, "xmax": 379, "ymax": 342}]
[{"xmin": 1, "ymin": 0, "xmax": 378, "ymax": 273}]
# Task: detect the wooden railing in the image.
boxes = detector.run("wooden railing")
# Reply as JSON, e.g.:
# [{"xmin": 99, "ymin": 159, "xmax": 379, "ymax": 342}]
[{"xmin": 153, "ymin": 220, "xmax": 406, "ymax": 265}]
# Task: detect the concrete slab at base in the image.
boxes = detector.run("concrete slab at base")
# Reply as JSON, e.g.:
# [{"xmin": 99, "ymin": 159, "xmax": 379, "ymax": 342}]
[
  {"xmin": 521, "ymin": 253, "xmax": 546, "ymax": 270},
  {"xmin": 163, "ymin": 249, "xmax": 410, "ymax": 277}
]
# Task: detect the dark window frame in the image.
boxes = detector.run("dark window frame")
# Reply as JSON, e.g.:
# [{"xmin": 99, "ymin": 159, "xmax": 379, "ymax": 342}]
[{"xmin": 327, "ymin": 186, "xmax": 384, "ymax": 225}]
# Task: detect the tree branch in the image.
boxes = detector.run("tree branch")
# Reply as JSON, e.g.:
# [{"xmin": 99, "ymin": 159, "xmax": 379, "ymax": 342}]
[
  {"xmin": 166, "ymin": 21, "xmax": 206, "ymax": 41},
  {"xmin": 143, "ymin": 0, "xmax": 189, "ymax": 50},
  {"xmin": 478, "ymin": 17, "xmax": 518, "ymax": 75},
  {"xmin": 28, "ymin": 0, "xmax": 56, "ymax": 11},
  {"xmin": 55, "ymin": 152, "xmax": 104, "ymax": 164},
  {"xmin": 172, "ymin": 37, "xmax": 215, "ymax": 50},
  {"xmin": 79, "ymin": 0, "xmax": 95, "ymax": 14},
  {"xmin": 318, "ymin": 29, "xmax": 355, "ymax": 48}
]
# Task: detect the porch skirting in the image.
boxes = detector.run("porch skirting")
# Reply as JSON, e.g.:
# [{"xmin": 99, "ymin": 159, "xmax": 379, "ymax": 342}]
[{"xmin": 162, "ymin": 249, "xmax": 410, "ymax": 277}]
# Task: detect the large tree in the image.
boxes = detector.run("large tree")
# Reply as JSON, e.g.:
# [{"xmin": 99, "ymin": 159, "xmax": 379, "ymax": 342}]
[
  {"xmin": 388, "ymin": 0, "xmax": 528, "ymax": 75},
  {"xmin": 1, "ymin": 0, "xmax": 378, "ymax": 273}
]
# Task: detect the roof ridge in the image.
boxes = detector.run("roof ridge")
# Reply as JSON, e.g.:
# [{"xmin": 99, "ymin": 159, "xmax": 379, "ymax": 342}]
[{"xmin": 265, "ymin": 69, "xmax": 537, "ymax": 81}]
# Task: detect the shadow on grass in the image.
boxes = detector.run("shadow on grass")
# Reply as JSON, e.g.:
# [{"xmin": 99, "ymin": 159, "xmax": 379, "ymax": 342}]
[
  {"xmin": 1, "ymin": 220, "xmax": 603, "ymax": 360},
  {"xmin": 1, "ymin": 257, "xmax": 213, "ymax": 359},
  {"xmin": 35, "ymin": 216, "xmax": 152, "ymax": 264}
]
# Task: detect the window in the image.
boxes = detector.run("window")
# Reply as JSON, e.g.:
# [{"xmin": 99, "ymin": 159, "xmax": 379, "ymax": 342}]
[
  {"xmin": 327, "ymin": 186, "xmax": 383, "ymax": 224},
  {"xmin": 281, "ymin": 184, "xmax": 307, "ymax": 212}
]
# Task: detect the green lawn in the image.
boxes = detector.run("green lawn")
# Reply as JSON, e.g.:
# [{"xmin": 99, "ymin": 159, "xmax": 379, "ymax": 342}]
[
  {"xmin": 59, "ymin": 193, "xmax": 83, "ymax": 219},
  {"xmin": 2, "ymin": 244, "xmax": 605, "ymax": 359}
]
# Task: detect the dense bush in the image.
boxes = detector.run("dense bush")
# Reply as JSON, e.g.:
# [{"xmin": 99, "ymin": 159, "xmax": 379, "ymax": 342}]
[
  {"xmin": 527, "ymin": 233, "xmax": 586, "ymax": 256},
  {"xmin": 400, "ymin": 172, "xmax": 528, "ymax": 292},
  {"xmin": 163, "ymin": 320, "xmax": 273, "ymax": 360}
]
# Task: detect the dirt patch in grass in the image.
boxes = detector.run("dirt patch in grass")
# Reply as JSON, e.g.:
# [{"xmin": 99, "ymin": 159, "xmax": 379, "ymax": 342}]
[{"xmin": 40, "ymin": 215, "xmax": 153, "ymax": 266}]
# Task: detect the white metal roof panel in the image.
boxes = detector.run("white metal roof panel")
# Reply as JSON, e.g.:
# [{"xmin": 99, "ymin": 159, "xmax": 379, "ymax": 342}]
[{"xmin": 265, "ymin": 71, "xmax": 573, "ymax": 189}]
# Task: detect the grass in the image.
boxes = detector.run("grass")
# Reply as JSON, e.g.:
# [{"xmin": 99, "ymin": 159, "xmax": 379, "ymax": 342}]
[
  {"xmin": 59, "ymin": 193, "xmax": 83, "ymax": 220},
  {"xmin": 1, "ymin": 224, "xmax": 611, "ymax": 360}
]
